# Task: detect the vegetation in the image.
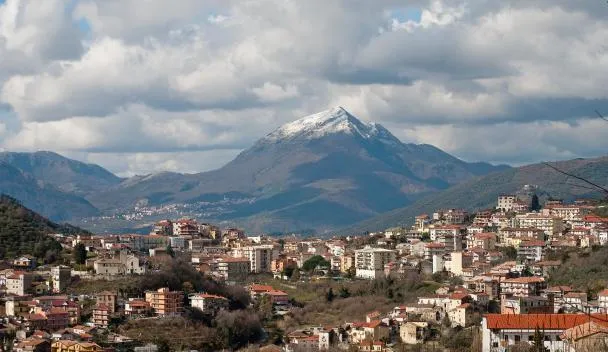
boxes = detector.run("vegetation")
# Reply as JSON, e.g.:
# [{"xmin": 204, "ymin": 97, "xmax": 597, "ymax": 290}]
[
  {"xmin": 345, "ymin": 156, "xmax": 608, "ymax": 233},
  {"xmin": 73, "ymin": 243, "xmax": 87, "ymax": 264},
  {"xmin": 548, "ymin": 246, "xmax": 608, "ymax": 293},
  {"xmin": 0, "ymin": 195, "xmax": 80, "ymax": 261},
  {"xmin": 302, "ymin": 255, "xmax": 330, "ymax": 272}
]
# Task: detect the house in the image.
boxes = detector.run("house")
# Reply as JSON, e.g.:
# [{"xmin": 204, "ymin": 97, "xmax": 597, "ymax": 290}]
[
  {"xmin": 93, "ymin": 251, "xmax": 145, "ymax": 275},
  {"xmin": 265, "ymin": 290, "xmax": 289, "ymax": 305},
  {"xmin": 50, "ymin": 340, "xmax": 103, "ymax": 352},
  {"xmin": 348, "ymin": 321, "xmax": 390, "ymax": 344},
  {"xmin": 481, "ymin": 314, "xmax": 608, "ymax": 352},
  {"xmin": 14, "ymin": 338, "xmax": 50, "ymax": 352},
  {"xmin": 358, "ymin": 340, "xmax": 386, "ymax": 352},
  {"xmin": 125, "ymin": 299, "xmax": 152, "ymax": 317},
  {"xmin": 500, "ymin": 294, "xmax": 553, "ymax": 314},
  {"xmin": 448, "ymin": 303, "xmax": 473, "ymax": 327},
  {"xmin": 189, "ymin": 293, "xmax": 229, "ymax": 315},
  {"xmin": 561, "ymin": 321, "xmax": 608, "ymax": 352},
  {"xmin": 145, "ymin": 287, "xmax": 184, "ymax": 316},
  {"xmin": 400, "ymin": 322, "xmax": 428, "ymax": 344},
  {"xmin": 13, "ymin": 256, "xmax": 36, "ymax": 270},
  {"xmin": 500, "ymin": 277, "xmax": 546, "ymax": 297}
]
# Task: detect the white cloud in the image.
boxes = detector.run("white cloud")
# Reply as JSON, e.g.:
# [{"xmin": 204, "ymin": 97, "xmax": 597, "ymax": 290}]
[{"xmin": 0, "ymin": 0, "xmax": 607, "ymax": 175}]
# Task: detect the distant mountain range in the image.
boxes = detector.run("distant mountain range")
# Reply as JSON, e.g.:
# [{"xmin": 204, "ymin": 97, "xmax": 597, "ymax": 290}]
[
  {"xmin": 0, "ymin": 107, "xmax": 515, "ymax": 233},
  {"xmin": 342, "ymin": 156, "xmax": 608, "ymax": 234}
]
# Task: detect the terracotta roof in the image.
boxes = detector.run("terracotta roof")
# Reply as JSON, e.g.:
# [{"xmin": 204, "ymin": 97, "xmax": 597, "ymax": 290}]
[
  {"xmin": 194, "ymin": 293, "xmax": 228, "ymax": 300},
  {"xmin": 249, "ymin": 284, "xmax": 274, "ymax": 292},
  {"xmin": 485, "ymin": 314, "xmax": 608, "ymax": 330},
  {"xmin": 560, "ymin": 321, "xmax": 608, "ymax": 341},
  {"xmin": 519, "ymin": 241, "xmax": 546, "ymax": 247},
  {"xmin": 502, "ymin": 277, "xmax": 545, "ymax": 284}
]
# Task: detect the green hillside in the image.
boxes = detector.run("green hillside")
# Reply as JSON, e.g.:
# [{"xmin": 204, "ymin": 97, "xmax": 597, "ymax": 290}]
[
  {"xmin": 342, "ymin": 156, "xmax": 608, "ymax": 234},
  {"xmin": 0, "ymin": 195, "xmax": 89, "ymax": 261}
]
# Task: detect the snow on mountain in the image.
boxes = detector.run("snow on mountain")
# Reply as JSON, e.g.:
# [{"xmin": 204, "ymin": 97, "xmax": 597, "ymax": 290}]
[{"xmin": 262, "ymin": 106, "xmax": 400, "ymax": 145}]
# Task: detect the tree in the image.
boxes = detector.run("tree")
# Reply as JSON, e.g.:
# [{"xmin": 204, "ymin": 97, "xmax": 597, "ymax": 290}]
[
  {"xmin": 166, "ymin": 245, "xmax": 175, "ymax": 258},
  {"xmin": 326, "ymin": 288, "xmax": 335, "ymax": 302},
  {"xmin": 531, "ymin": 328, "xmax": 549, "ymax": 352},
  {"xmin": 530, "ymin": 194, "xmax": 541, "ymax": 212},
  {"xmin": 154, "ymin": 337, "xmax": 171, "ymax": 352},
  {"xmin": 339, "ymin": 287, "xmax": 351, "ymax": 298},
  {"xmin": 302, "ymin": 255, "xmax": 330, "ymax": 272},
  {"xmin": 73, "ymin": 243, "xmax": 87, "ymax": 265}
]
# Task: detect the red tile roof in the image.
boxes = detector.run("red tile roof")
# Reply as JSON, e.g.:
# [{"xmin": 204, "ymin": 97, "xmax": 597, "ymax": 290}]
[{"xmin": 485, "ymin": 314, "xmax": 608, "ymax": 330}]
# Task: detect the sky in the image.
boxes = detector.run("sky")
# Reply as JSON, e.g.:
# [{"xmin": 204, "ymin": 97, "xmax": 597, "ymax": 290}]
[{"xmin": 1, "ymin": 0, "xmax": 608, "ymax": 177}]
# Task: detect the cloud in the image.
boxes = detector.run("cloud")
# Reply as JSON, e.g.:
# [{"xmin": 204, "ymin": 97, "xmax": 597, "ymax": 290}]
[{"xmin": 0, "ymin": 0, "xmax": 607, "ymax": 175}]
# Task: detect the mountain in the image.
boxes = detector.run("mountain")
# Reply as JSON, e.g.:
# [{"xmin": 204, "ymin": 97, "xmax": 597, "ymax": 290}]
[
  {"xmin": 343, "ymin": 156, "xmax": 608, "ymax": 234},
  {"xmin": 0, "ymin": 151, "xmax": 122, "ymax": 195},
  {"xmin": 88, "ymin": 107, "xmax": 508, "ymax": 232},
  {"xmin": 0, "ymin": 195, "xmax": 89, "ymax": 260},
  {"xmin": 0, "ymin": 161, "xmax": 100, "ymax": 221}
]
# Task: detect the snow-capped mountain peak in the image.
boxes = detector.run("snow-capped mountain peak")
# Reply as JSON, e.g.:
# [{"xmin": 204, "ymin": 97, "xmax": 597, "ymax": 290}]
[{"xmin": 262, "ymin": 106, "xmax": 400, "ymax": 145}]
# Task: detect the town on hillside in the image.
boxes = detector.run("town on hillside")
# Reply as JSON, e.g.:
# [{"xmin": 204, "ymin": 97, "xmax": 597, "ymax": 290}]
[{"xmin": 1, "ymin": 193, "xmax": 608, "ymax": 352}]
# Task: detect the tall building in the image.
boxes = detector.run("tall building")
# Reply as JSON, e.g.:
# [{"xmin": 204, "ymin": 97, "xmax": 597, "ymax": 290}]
[
  {"xmin": 354, "ymin": 246, "xmax": 396, "ymax": 280},
  {"xmin": 497, "ymin": 195, "xmax": 517, "ymax": 212},
  {"xmin": 152, "ymin": 220, "xmax": 173, "ymax": 235},
  {"xmin": 145, "ymin": 287, "xmax": 184, "ymax": 316},
  {"xmin": 51, "ymin": 266, "xmax": 71, "ymax": 293},
  {"xmin": 242, "ymin": 245, "xmax": 274, "ymax": 273},
  {"xmin": 6, "ymin": 271, "xmax": 33, "ymax": 296}
]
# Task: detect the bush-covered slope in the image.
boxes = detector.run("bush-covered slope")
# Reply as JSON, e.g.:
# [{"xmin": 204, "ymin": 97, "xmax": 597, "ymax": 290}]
[{"xmin": 0, "ymin": 195, "xmax": 89, "ymax": 260}]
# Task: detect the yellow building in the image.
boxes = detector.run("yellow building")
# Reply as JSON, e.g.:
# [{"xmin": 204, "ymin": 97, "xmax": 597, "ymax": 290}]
[{"xmin": 51, "ymin": 340, "xmax": 103, "ymax": 352}]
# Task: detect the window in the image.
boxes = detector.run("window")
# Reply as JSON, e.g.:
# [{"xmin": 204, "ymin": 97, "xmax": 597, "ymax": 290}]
[
  {"xmin": 515, "ymin": 335, "xmax": 521, "ymax": 342},
  {"xmin": 529, "ymin": 335, "xmax": 534, "ymax": 341},
  {"xmin": 544, "ymin": 336, "xmax": 551, "ymax": 341}
]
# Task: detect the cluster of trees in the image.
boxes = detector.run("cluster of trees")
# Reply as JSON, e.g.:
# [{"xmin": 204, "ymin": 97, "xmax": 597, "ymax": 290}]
[{"xmin": 0, "ymin": 195, "xmax": 65, "ymax": 261}]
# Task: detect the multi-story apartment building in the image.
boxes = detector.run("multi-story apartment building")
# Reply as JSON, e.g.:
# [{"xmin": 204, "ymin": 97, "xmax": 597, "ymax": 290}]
[
  {"xmin": 340, "ymin": 252, "xmax": 355, "ymax": 273},
  {"xmin": 467, "ymin": 233, "xmax": 497, "ymax": 250},
  {"xmin": 152, "ymin": 220, "xmax": 173, "ymax": 235},
  {"xmin": 424, "ymin": 243, "xmax": 446, "ymax": 260},
  {"xmin": 96, "ymin": 291, "xmax": 117, "ymax": 313},
  {"xmin": 354, "ymin": 247, "xmax": 396, "ymax": 280},
  {"xmin": 213, "ymin": 257, "xmax": 250, "ymax": 281},
  {"xmin": 6, "ymin": 271, "xmax": 33, "ymax": 296},
  {"xmin": 241, "ymin": 245, "xmax": 274, "ymax": 273},
  {"xmin": 92, "ymin": 304, "xmax": 110, "ymax": 328},
  {"xmin": 500, "ymin": 277, "xmax": 547, "ymax": 297},
  {"xmin": 173, "ymin": 219, "xmax": 200, "ymax": 237},
  {"xmin": 515, "ymin": 213, "xmax": 564, "ymax": 236},
  {"xmin": 145, "ymin": 287, "xmax": 184, "ymax": 316},
  {"xmin": 51, "ymin": 266, "xmax": 71, "ymax": 293},
  {"xmin": 497, "ymin": 195, "xmax": 516, "ymax": 212},
  {"xmin": 517, "ymin": 241, "xmax": 546, "ymax": 262}
]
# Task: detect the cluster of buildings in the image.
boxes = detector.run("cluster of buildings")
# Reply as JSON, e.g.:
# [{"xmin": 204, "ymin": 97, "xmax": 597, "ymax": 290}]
[{"xmin": 2, "ymin": 193, "xmax": 608, "ymax": 352}]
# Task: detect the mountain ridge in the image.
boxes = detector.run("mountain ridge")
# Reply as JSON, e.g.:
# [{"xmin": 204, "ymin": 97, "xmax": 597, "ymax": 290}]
[
  {"xmin": 340, "ymin": 155, "xmax": 608, "ymax": 234},
  {"xmin": 85, "ymin": 107, "xmax": 509, "ymax": 232}
]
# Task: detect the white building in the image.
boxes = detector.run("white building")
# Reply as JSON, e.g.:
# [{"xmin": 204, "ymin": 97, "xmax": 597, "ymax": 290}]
[
  {"xmin": 241, "ymin": 245, "xmax": 274, "ymax": 273},
  {"xmin": 497, "ymin": 195, "xmax": 516, "ymax": 212},
  {"xmin": 51, "ymin": 266, "xmax": 71, "ymax": 293},
  {"xmin": 515, "ymin": 213, "xmax": 564, "ymax": 236},
  {"xmin": 481, "ymin": 314, "xmax": 608, "ymax": 352},
  {"xmin": 93, "ymin": 251, "xmax": 146, "ymax": 275},
  {"xmin": 355, "ymin": 246, "xmax": 396, "ymax": 279}
]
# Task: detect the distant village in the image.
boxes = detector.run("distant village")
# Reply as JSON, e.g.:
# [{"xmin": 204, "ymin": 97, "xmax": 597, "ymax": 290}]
[{"xmin": 1, "ymin": 190, "xmax": 608, "ymax": 352}]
